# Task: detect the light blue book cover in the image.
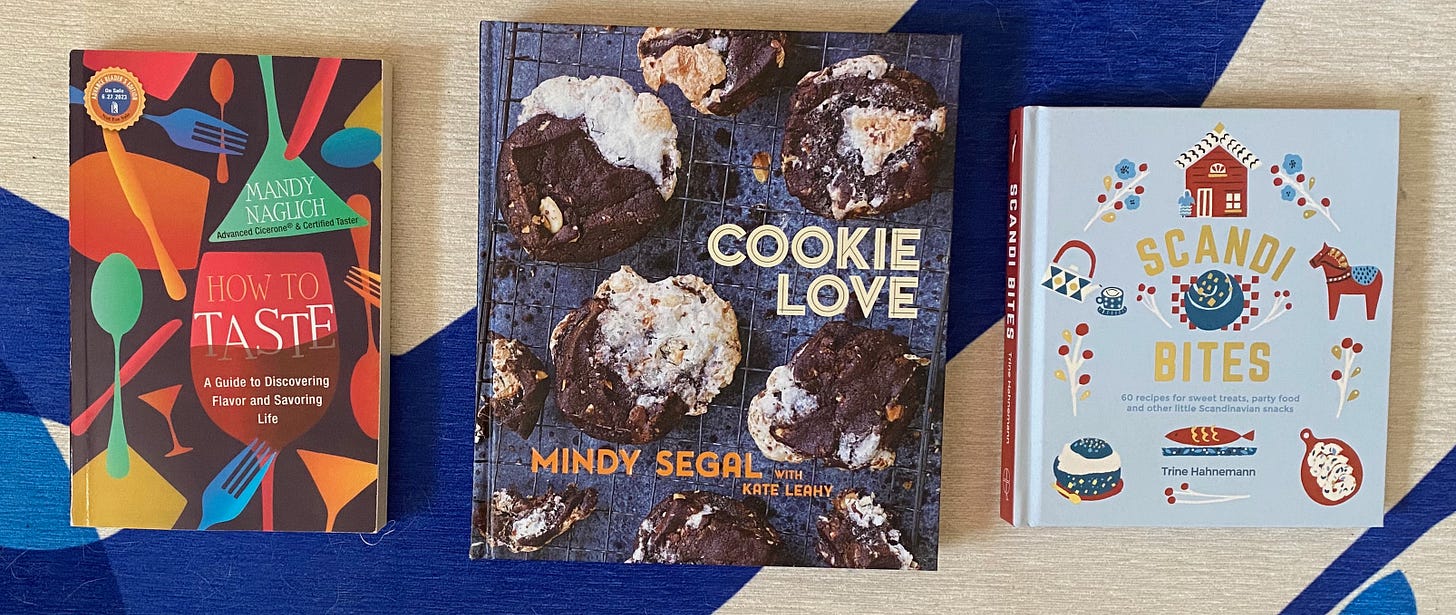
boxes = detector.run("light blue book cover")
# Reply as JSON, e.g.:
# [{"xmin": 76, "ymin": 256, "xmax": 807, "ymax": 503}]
[{"xmin": 1003, "ymin": 108, "xmax": 1398, "ymax": 527}]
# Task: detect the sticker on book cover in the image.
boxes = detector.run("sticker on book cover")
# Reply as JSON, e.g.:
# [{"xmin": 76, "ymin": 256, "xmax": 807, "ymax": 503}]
[{"xmin": 84, "ymin": 67, "xmax": 146, "ymax": 131}]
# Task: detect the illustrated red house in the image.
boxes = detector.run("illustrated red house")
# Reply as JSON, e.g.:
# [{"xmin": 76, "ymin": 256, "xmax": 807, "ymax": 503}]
[{"xmin": 1173, "ymin": 123, "xmax": 1262, "ymax": 218}]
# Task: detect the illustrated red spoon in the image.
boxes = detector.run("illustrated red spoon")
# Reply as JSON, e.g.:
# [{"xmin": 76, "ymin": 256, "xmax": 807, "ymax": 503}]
[
  {"xmin": 347, "ymin": 194, "xmax": 380, "ymax": 439},
  {"xmin": 210, "ymin": 59, "xmax": 234, "ymax": 183}
]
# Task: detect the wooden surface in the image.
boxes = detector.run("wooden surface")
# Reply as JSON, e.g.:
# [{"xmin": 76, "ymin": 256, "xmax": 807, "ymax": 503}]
[{"xmin": 4, "ymin": 1, "xmax": 1453, "ymax": 612}]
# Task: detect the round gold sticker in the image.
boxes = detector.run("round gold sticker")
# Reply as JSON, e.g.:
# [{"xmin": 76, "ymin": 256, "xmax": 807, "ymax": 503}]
[{"xmin": 84, "ymin": 67, "xmax": 145, "ymax": 131}]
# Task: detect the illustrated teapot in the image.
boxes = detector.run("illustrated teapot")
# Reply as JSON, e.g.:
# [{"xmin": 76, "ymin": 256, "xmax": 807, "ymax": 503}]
[{"xmin": 1041, "ymin": 240, "xmax": 1100, "ymax": 302}]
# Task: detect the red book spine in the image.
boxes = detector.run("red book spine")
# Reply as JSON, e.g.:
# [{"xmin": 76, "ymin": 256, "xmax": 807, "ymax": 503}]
[{"xmin": 1001, "ymin": 108, "xmax": 1024, "ymax": 525}]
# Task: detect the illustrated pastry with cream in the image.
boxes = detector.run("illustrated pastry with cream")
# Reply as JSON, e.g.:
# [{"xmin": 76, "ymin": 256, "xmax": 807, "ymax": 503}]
[{"xmin": 1052, "ymin": 437, "xmax": 1124, "ymax": 501}]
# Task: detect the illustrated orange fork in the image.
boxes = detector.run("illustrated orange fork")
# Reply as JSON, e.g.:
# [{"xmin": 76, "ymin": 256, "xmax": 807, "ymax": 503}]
[{"xmin": 102, "ymin": 130, "xmax": 186, "ymax": 300}]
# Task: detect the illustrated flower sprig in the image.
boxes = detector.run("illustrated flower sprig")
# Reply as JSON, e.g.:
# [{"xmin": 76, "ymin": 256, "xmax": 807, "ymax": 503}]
[
  {"xmin": 1248, "ymin": 289, "xmax": 1294, "ymax": 331},
  {"xmin": 1135, "ymin": 283, "xmax": 1172, "ymax": 328},
  {"xmin": 1164, "ymin": 482, "xmax": 1250, "ymax": 505},
  {"xmin": 1331, "ymin": 337, "xmax": 1364, "ymax": 418},
  {"xmin": 1083, "ymin": 159, "xmax": 1149, "ymax": 231},
  {"xmin": 1271, "ymin": 154, "xmax": 1341, "ymax": 232},
  {"xmin": 1053, "ymin": 322, "xmax": 1094, "ymax": 416}
]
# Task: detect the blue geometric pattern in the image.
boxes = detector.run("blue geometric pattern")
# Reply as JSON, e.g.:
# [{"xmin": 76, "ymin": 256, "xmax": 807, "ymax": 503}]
[{"xmin": 2, "ymin": 2, "xmax": 1446, "ymax": 612}]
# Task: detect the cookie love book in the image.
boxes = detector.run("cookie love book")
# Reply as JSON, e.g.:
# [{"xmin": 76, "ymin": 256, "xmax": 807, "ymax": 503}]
[
  {"xmin": 474, "ymin": 23, "xmax": 959, "ymax": 568},
  {"xmin": 70, "ymin": 50, "xmax": 390, "ymax": 531},
  {"xmin": 1002, "ymin": 107, "xmax": 1398, "ymax": 526}
]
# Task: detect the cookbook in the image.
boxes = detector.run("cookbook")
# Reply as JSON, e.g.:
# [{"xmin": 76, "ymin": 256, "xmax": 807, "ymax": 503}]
[
  {"xmin": 1003, "ymin": 107, "xmax": 1397, "ymax": 526},
  {"xmin": 70, "ymin": 50, "xmax": 390, "ymax": 531},
  {"xmin": 474, "ymin": 22, "xmax": 959, "ymax": 568}
]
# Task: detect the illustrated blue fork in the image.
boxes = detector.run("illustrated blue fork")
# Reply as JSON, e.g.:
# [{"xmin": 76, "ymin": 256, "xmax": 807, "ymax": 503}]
[
  {"xmin": 197, "ymin": 438, "xmax": 278, "ymax": 530},
  {"xmin": 70, "ymin": 86, "xmax": 248, "ymax": 155}
]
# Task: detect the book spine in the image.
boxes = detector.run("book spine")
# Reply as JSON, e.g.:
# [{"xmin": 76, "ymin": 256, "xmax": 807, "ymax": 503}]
[{"xmin": 1000, "ymin": 108, "xmax": 1025, "ymax": 525}]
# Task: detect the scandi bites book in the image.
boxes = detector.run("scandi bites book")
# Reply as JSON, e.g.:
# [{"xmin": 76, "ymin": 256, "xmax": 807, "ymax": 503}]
[
  {"xmin": 474, "ymin": 23, "xmax": 958, "ymax": 568},
  {"xmin": 1003, "ymin": 107, "xmax": 1397, "ymax": 526},
  {"xmin": 70, "ymin": 50, "xmax": 390, "ymax": 531}
]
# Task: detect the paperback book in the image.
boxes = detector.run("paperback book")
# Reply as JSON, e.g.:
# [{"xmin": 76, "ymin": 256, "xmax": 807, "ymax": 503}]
[
  {"xmin": 475, "ymin": 23, "xmax": 959, "ymax": 568},
  {"xmin": 70, "ymin": 50, "xmax": 390, "ymax": 531},
  {"xmin": 1003, "ymin": 107, "xmax": 1397, "ymax": 526}
]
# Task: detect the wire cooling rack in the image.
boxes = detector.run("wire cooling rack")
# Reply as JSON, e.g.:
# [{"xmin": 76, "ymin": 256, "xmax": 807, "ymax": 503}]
[{"xmin": 476, "ymin": 22, "xmax": 959, "ymax": 568}]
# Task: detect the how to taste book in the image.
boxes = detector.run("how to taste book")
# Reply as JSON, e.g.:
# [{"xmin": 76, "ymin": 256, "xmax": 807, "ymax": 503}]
[
  {"xmin": 70, "ymin": 50, "xmax": 390, "ymax": 531},
  {"xmin": 1003, "ymin": 107, "xmax": 1397, "ymax": 526}
]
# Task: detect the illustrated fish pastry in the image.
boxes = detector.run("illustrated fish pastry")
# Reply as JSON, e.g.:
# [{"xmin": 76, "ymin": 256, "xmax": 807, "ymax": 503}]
[{"xmin": 1164, "ymin": 426, "xmax": 1254, "ymax": 446}]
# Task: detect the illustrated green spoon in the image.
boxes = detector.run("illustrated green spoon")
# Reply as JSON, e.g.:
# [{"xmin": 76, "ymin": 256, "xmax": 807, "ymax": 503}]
[{"xmin": 92, "ymin": 253, "xmax": 143, "ymax": 478}]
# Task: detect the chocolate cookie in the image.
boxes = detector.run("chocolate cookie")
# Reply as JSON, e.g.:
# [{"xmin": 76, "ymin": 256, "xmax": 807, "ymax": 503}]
[
  {"xmin": 476, "ymin": 484, "xmax": 598, "ymax": 553},
  {"xmin": 479, "ymin": 332, "xmax": 549, "ymax": 440},
  {"xmin": 627, "ymin": 491, "xmax": 785, "ymax": 566},
  {"xmin": 816, "ymin": 489, "xmax": 918, "ymax": 569},
  {"xmin": 638, "ymin": 28, "xmax": 788, "ymax": 116},
  {"xmin": 550, "ymin": 266, "xmax": 740, "ymax": 444},
  {"xmin": 497, "ymin": 75, "xmax": 680, "ymax": 262},
  {"xmin": 748, "ymin": 321, "xmax": 928, "ymax": 470},
  {"xmin": 781, "ymin": 55, "xmax": 947, "ymax": 219}
]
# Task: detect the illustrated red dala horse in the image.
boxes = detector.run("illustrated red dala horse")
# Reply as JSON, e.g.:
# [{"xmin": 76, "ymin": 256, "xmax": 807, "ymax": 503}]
[{"xmin": 1309, "ymin": 243, "xmax": 1383, "ymax": 320}]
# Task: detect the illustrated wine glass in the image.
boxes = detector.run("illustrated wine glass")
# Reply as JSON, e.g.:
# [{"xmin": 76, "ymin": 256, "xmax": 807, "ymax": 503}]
[
  {"xmin": 296, "ymin": 449, "xmax": 377, "ymax": 532},
  {"xmin": 190, "ymin": 251, "xmax": 338, "ymax": 530},
  {"xmin": 138, "ymin": 384, "xmax": 192, "ymax": 457}
]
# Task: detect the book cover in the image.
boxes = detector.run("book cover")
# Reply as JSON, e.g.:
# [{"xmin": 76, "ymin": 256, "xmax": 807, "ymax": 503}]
[
  {"xmin": 1003, "ymin": 107, "xmax": 1397, "ymax": 526},
  {"xmin": 475, "ymin": 23, "xmax": 958, "ymax": 568},
  {"xmin": 69, "ymin": 50, "xmax": 390, "ymax": 531}
]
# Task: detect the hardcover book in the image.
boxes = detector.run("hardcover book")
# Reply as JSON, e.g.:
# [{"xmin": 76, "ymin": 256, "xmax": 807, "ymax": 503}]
[
  {"xmin": 474, "ymin": 22, "xmax": 959, "ymax": 568},
  {"xmin": 70, "ymin": 50, "xmax": 390, "ymax": 531},
  {"xmin": 1002, "ymin": 107, "xmax": 1397, "ymax": 526}
]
